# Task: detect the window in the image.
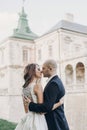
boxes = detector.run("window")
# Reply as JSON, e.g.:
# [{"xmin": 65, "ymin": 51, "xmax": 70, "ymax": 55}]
[
  {"xmin": 23, "ymin": 49, "xmax": 28, "ymax": 63},
  {"xmin": 65, "ymin": 64, "xmax": 73, "ymax": 86},
  {"xmin": 48, "ymin": 45, "xmax": 52, "ymax": 56},
  {"xmin": 76, "ymin": 62, "xmax": 85, "ymax": 84},
  {"xmin": 38, "ymin": 49, "xmax": 41, "ymax": 60}
]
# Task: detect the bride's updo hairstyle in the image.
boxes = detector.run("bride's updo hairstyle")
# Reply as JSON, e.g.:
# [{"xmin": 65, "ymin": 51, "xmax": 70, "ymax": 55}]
[{"xmin": 23, "ymin": 63, "xmax": 37, "ymax": 88}]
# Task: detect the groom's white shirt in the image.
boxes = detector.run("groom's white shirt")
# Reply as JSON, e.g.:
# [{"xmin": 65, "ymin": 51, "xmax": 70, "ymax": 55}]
[{"xmin": 46, "ymin": 74, "xmax": 57, "ymax": 84}]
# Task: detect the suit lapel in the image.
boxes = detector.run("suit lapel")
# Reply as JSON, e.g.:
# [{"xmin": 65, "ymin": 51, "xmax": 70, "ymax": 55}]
[{"xmin": 44, "ymin": 75, "xmax": 58, "ymax": 92}]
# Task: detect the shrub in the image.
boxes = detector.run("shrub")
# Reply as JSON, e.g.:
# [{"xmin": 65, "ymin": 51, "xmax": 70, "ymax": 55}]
[{"xmin": 0, "ymin": 119, "xmax": 17, "ymax": 130}]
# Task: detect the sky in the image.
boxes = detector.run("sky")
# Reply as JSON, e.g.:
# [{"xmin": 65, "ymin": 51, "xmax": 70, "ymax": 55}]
[{"xmin": 0, "ymin": 0, "xmax": 87, "ymax": 41}]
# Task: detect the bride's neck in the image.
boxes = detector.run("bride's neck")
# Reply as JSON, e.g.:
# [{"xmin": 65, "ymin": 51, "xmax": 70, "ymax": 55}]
[{"xmin": 32, "ymin": 78, "xmax": 37, "ymax": 83}]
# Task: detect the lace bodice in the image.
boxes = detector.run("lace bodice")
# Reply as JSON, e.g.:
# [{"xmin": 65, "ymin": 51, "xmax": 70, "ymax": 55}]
[{"xmin": 22, "ymin": 82, "xmax": 37, "ymax": 103}]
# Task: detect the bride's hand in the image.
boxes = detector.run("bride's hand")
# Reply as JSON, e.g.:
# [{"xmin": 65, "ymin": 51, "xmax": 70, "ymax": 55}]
[
  {"xmin": 36, "ymin": 78, "xmax": 41, "ymax": 84},
  {"xmin": 23, "ymin": 96, "xmax": 32, "ymax": 105},
  {"xmin": 60, "ymin": 97, "xmax": 64, "ymax": 105}
]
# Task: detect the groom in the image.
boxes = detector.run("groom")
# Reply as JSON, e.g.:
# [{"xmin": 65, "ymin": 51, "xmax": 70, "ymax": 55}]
[{"xmin": 26, "ymin": 59, "xmax": 69, "ymax": 130}]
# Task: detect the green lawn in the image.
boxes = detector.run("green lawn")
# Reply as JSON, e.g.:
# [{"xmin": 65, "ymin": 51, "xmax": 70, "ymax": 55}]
[{"xmin": 0, "ymin": 119, "xmax": 17, "ymax": 130}]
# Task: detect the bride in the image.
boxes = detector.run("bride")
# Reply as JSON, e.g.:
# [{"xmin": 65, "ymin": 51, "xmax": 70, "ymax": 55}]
[{"xmin": 15, "ymin": 63, "xmax": 63, "ymax": 130}]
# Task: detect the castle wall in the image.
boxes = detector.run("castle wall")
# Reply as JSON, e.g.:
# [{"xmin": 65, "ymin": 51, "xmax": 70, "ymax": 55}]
[{"xmin": 0, "ymin": 27, "xmax": 87, "ymax": 129}]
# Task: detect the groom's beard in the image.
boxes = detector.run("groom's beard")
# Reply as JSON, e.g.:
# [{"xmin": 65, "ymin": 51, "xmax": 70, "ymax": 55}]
[{"xmin": 43, "ymin": 73, "xmax": 51, "ymax": 78}]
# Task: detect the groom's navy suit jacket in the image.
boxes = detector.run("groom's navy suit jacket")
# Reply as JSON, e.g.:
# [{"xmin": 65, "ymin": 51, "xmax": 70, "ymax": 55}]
[{"xmin": 29, "ymin": 75, "xmax": 69, "ymax": 130}]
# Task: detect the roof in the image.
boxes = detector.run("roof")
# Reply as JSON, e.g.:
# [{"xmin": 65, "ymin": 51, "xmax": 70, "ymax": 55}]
[
  {"xmin": 12, "ymin": 7, "xmax": 38, "ymax": 40},
  {"xmin": 44, "ymin": 20, "xmax": 87, "ymax": 35}
]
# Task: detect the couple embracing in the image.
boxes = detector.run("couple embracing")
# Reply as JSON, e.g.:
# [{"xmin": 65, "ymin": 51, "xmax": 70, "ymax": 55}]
[{"xmin": 15, "ymin": 59, "xmax": 69, "ymax": 130}]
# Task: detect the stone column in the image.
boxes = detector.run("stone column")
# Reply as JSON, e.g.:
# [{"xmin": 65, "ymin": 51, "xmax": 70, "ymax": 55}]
[{"xmin": 73, "ymin": 65, "xmax": 76, "ymax": 89}]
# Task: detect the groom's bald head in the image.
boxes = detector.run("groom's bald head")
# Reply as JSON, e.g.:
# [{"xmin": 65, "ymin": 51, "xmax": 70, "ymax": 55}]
[{"xmin": 43, "ymin": 59, "xmax": 57, "ymax": 70}]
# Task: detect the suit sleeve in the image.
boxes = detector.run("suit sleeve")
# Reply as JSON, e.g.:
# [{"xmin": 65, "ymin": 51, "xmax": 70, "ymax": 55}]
[{"xmin": 29, "ymin": 82, "xmax": 60, "ymax": 113}]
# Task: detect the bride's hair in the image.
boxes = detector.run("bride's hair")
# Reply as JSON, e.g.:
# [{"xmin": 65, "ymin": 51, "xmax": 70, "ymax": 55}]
[{"xmin": 23, "ymin": 63, "xmax": 37, "ymax": 88}]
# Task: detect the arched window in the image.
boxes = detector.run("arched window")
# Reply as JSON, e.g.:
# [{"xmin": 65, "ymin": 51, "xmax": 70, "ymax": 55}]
[
  {"xmin": 76, "ymin": 62, "xmax": 85, "ymax": 84},
  {"xmin": 65, "ymin": 64, "xmax": 73, "ymax": 85}
]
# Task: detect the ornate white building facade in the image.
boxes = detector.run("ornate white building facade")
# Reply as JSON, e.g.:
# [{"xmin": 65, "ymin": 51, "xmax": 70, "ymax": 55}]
[{"xmin": 0, "ymin": 7, "xmax": 87, "ymax": 130}]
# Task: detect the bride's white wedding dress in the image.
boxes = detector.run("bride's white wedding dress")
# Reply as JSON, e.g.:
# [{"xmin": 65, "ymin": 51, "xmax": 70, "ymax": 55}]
[{"xmin": 15, "ymin": 82, "xmax": 48, "ymax": 130}]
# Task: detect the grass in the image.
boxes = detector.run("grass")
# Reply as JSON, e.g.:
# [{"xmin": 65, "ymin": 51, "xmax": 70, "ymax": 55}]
[{"xmin": 0, "ymin": 119, "xmax": 17, "ymax": 130}]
